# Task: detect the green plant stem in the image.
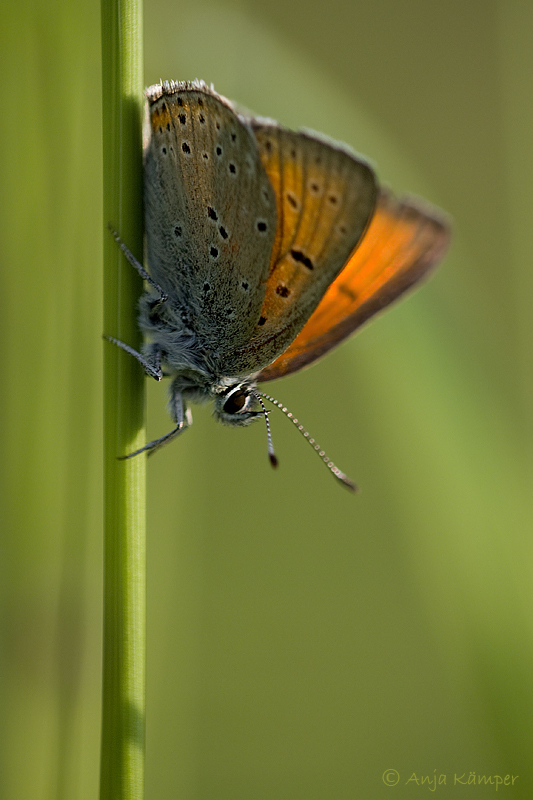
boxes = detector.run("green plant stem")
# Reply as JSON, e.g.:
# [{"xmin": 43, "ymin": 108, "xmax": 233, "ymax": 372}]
[{"xmin": 100, "ymin": 0, "xmax": 145, "ymax": 797}]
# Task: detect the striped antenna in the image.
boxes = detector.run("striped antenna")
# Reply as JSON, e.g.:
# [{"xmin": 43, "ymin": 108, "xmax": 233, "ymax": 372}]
[
  {"xmin": 252, "ymin": 391, "xmax": 278, "ymax": 468},
  {"xmin": 256, "ymin": 392, "xmax": 357, "ymax": 493}
]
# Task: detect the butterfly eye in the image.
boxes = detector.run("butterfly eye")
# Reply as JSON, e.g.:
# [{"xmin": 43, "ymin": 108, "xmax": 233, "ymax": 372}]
[{"xmin": 223, "ymin": 388, "xmax": 247, "ymax": 414}]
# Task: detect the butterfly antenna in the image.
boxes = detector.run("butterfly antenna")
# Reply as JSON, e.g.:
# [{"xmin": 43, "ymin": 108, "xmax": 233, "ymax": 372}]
[
  {"xmin": 252, "ymin": 391, "xmax": 279, "ymax": 468},
  {"xmin": 256, "ymin": 392, "xmax": 358, "ymax": 493}
]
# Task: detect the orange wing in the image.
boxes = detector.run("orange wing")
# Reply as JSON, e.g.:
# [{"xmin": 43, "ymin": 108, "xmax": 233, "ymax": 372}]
[
  {"xmin": 223, "ymin": 124, "xmax": 377, "ymax": 377},
  {"xmin": 256, "ymin": 190, "xmax": 450, "ymax": 382}
]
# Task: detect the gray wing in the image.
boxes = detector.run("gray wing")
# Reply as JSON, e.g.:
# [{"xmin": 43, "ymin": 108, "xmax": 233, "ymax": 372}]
[{"xmin": 144, "ymin": 81, "xmax": 277, "ymax": 353}]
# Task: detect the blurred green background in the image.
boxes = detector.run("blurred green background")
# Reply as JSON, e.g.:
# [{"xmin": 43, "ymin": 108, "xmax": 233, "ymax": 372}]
[{"xmin": 1, "ymin": 0, "xmax": 532, "ymax": 797}]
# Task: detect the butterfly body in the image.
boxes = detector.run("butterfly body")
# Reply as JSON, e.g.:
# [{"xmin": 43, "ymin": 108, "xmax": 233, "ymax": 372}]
[{"xmin": 108, "ymin": 79, "xmax": 450, "ymax": 479}]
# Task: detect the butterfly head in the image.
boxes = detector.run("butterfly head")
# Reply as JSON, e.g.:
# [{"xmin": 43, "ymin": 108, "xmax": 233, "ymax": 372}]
[
  {"xmin": 213, "ymin": 382, "xmax": 279, "ymax": 468},
  {"xmin": 213, "ymin": 382, "xmax": 264, "ymax": 427}
]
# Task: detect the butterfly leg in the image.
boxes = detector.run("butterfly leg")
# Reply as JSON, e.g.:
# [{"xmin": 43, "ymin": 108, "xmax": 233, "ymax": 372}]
[
  {"xmin": 104, "ymin": 334, "xmax": 163, "ymax": 381},
  {"xmin": 107, "ymin": 224, "xmax": 168, "ymax": 304},
  {"xmin": 105, "ymin": 226, "xmax": 167, "ymax": 378},
  {"xmin": 120, "ymin": 390, "xmax": 192, "ymax": 459}
]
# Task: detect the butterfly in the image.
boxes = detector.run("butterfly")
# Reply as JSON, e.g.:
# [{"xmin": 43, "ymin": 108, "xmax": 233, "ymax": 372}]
[{"xmin": 107, "ymin": 80, "xmax": 450, "ymax": 491}]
